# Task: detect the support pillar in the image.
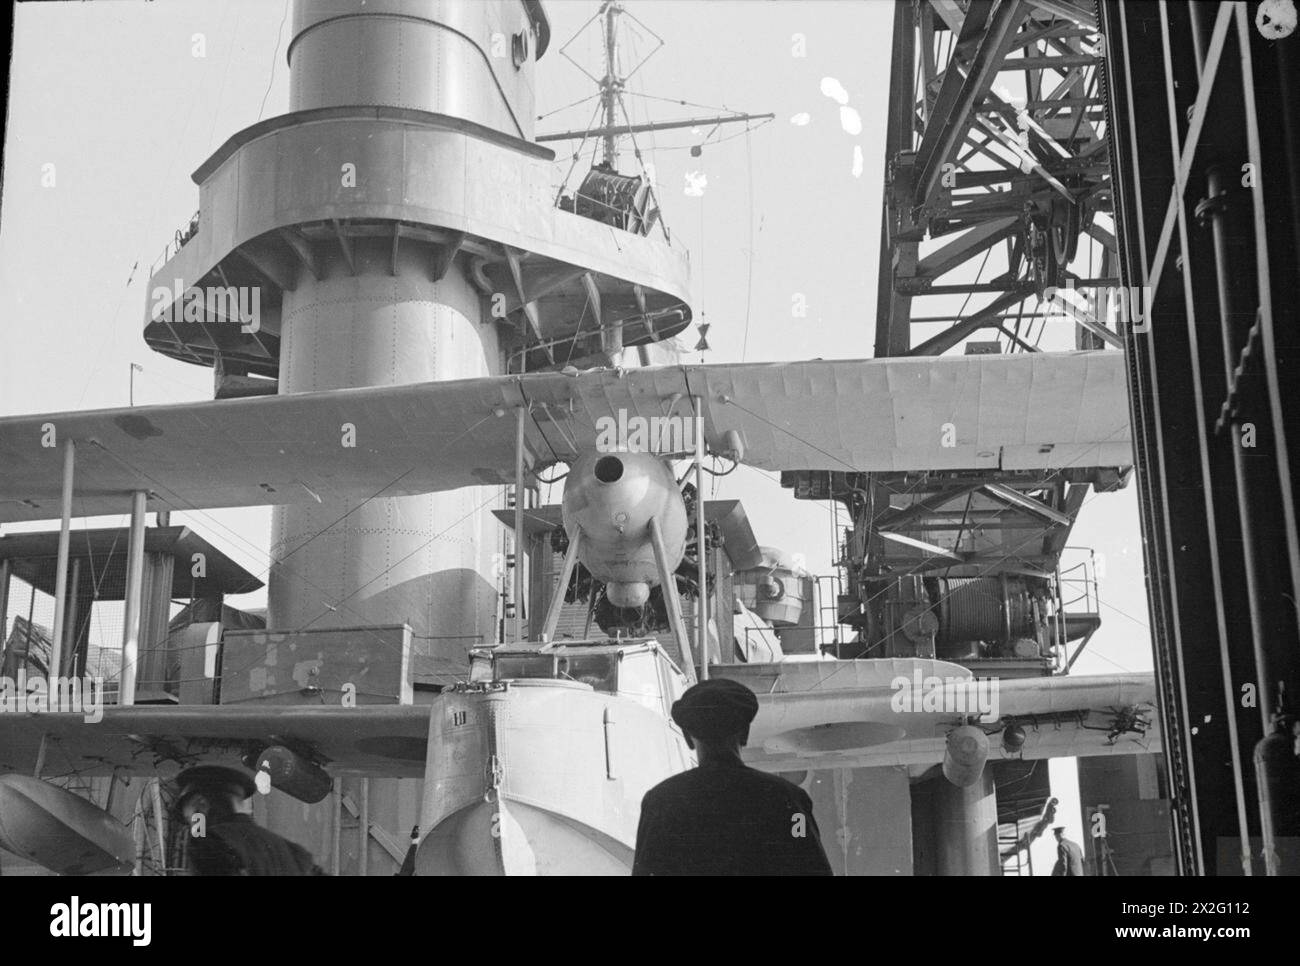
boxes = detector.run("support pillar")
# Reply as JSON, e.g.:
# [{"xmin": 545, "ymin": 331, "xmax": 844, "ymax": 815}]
[
  {"xmin": 693, "ymin": 397, "xmax": 708, "ymax": 678},
  {"xmin": 514, "ymin": 405, "xmax": 527, "ymax": 643},
  {"xmin": 120, "ymin": 490, "xmax": 147, "ymax": 705},
  {"xmin": 136, "ymin": 552, "xmax": 177, "ymax": 699},
  {"xmin": 0, "ymin": 559, "xmax": 10, "ymax": 667},
  {"xmin": 935, "ymin": 770, "xmax": 1000, "ymax": 876},
  {"xmin": 49, "ymin": 439, "xmax": 74, "ymax": 681},
  {"xmin": 62, "ymin": 557, "xmax": 81, "ymax": 677}
]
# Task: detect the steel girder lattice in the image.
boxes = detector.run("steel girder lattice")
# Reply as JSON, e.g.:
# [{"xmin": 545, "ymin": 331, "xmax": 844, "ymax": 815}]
[{"xmin": 876, "ymin": 0, "xmax": 1120, "ymax": 358}]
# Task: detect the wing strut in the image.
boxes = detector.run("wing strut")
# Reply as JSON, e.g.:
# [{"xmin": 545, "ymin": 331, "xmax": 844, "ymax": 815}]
[
  {"xmin": 49, "ymin": 440, "xmax": 75, "ymax": 681},
  {"xmin": 514, "ymin": 404, "xmax": 528, "ymax": 643},
  {"xmin": 541, "ymin": 529, "xmax": 582, "ymax": 644},
  {"xmin": 649, "ymin": 516, "xmax": 696, "ymax": 685},
  {"xmin": 693, "ymin": 395, "xmax": 709, "ymax": 680}
]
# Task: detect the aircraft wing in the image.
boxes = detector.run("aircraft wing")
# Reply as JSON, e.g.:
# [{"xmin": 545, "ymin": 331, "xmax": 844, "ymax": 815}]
[
  {"xmin": 0, "ymin": 351, "xmax": 1129, "ymax": 523},
  {"xmin": 0, "ymin": 705, "xmax": 432, "ymax": 780},
  {"xmin": 676, "ymin": 350, "xmax": 1130, "ymax": 476},
  {"xmin": 716, "ymin": 660, "xmax": 1161, "ymax": 773}
]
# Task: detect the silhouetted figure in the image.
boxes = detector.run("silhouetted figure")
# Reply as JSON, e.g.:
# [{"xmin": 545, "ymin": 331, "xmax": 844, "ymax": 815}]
[
  {"xmin": 175, "ymin": 765, "xmax": 327, "ymax": 876},
  {"xmin": 633, "ymin": 678, "xmax": 833, "ymax": 876},
  {"xmin": 1051, "ymin": 826, "xmax": 1085, "ymax": 877}
]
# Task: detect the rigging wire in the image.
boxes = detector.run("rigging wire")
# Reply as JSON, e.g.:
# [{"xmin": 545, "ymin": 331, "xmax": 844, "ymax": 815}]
[
  {"xmin": 537, "ymin": 91, "xmax": 601, "ymax": 122},
  {"xmin": 553, "ymin": 97, "xmax": 605, "ymax": 204},
  {"xmin": 207, "ymin": 4, "xmax": 243, "ymax": 150},
  {"xmin": 257, "ymin": 0, "xmax": 290, "ymax": 121},
  {"xmin": 953, "ymin": 246, "xmax": 993, "ymax": 343},
  {"xmin": 647, "ymin": 116, "xmax": 775, "ymax": 153},
  {"xmin": 621, "ymin": 89, "xmax": 747, "ymax": 116},
  {"xmin": 76, "ymin": 22, "xmax": 212, "ymax": 408},
  {"xmin": 612, "ymin": 85, "xmax": 671, "ymax": 241},
  {"xmin": 739, "ymin": 124, "xmax": 756, "ymax": 361}
]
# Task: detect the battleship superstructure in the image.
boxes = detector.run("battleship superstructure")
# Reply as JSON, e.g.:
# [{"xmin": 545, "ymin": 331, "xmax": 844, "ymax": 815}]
[{"xmin": 136, "ymin": 0, "xmax": 694, "ymax": 867}]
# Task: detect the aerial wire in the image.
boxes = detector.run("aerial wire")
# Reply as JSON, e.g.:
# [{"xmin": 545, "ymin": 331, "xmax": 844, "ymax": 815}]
[
  {"xmin": 206, "ymin": 3, "xmax": 242, "ymax": 150},
  {"xmin": 258, "ymin": 0, "xmax": 291, "ymax": 121},
  {"xmin": 739, "ymin": 124, "xmax": 756, "ymax": 361},
  {"xmin": 76, "ymin": 16, "xmax": 211, "ymax": 407}
]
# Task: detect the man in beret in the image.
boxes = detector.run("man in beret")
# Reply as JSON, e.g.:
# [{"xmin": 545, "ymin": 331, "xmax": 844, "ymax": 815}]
[
  {"xmin": 174, "ymin": 764, "xmax": 327, "ymax": 876},
  {"xmin": 632, "ymin": 678, "xmax": 833, "ymax": 875}
]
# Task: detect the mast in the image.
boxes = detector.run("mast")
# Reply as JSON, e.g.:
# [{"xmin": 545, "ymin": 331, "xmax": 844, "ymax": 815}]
[
  {"xmin": 600, "ymin": 2, "xmax": 621, "ymax": 168},
  {"xmin": 549, "ymin": 1, "xmax": 771, "ymax": 172}
]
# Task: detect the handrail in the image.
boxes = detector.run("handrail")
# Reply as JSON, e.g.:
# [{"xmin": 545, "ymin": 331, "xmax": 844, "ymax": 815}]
[{"xmin": 149, "ymin": 210, "xmax": 201, "ymax": 279}]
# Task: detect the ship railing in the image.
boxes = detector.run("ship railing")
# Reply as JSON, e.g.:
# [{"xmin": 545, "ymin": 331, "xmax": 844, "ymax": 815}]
[
  {"xmin": 1058, "ymin": 548, "xmax": 1099, "ymax": 613},
  {"xmin": 1057, "ymin": 547, "xmax": 1103, "ymax": 672},
  {"xmin": 149, "ymin": 209, "xmax": 201, "ymax": 278},
  {"xmin": 504, "ymin": 303, "xmax": 688, "ymax": 373},
  {"xmin": 812, "ymin": 574, "xmax": 844, "ymax": 643}
]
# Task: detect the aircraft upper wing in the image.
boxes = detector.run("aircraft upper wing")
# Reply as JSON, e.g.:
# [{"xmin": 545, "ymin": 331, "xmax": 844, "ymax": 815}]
[
  {"xmin": 678, "ymin": 350, "xmax": 1131, "ymax": 476},
  {"xmin": 0, "ymin": 706, "xmax": 432, "ymax": 780},
  {"xmin": 0, "ymin": 351, "xmax": 1130, "ymax": 523}
]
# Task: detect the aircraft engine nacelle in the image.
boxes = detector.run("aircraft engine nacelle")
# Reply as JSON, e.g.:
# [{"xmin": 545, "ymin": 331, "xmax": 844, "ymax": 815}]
[
  {"xmin": 562, "ymin": 450, "xmax": 687, "ymax": 608},
  {"xmin": 943, "ymin": 724, "xmax": 990, "ymax": 787}
]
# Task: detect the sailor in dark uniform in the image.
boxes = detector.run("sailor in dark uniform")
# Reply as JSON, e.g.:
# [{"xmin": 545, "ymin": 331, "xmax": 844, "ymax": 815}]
[
  {"xmin": 174, "ymin": 765, "xmax": 327, "ymax": 876},
  {"xmin": 632, "ymin": 678, "xmax": 833, "ymax": 876}
]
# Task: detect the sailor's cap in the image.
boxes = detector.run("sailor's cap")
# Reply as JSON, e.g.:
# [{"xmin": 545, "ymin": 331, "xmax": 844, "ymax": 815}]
[
  {"xmin": 671, "ymin": 678, "xmax": 760, "ymax": 739},
  {"xmin": 175, "ymin": 764, "xmax": 257, "ymax": 802}
]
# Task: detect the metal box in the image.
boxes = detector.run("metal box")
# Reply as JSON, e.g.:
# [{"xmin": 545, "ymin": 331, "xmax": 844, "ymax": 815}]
[{"xmin": 219, "ymin": 624, "xmax": 413, "ymax": 706}]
